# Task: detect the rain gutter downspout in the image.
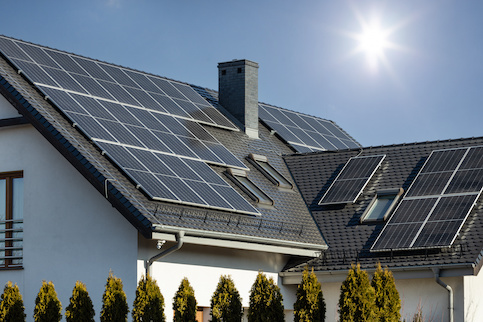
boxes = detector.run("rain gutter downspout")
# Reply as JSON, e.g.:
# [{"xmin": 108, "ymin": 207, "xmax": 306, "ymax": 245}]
[
  {"xmin": 432, "ymin": 268, "xmax": 454, "ymax": 322},
  {"xmin": 146, "ymin": 231, "xmax": 185, "ymax": 276}
]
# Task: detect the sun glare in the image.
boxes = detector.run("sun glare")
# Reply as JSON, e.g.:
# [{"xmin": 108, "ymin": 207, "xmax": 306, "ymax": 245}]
[{"xmin": 358, "ymin": 24, "xmax": 388, "ymax": 58}]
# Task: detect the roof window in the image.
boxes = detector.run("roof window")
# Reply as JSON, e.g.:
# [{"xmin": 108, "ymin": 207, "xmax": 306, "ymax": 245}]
[
  {"xmin": 226, "ymin": 168, "xmax": 273, "ymax": 206},
  {"xmin": 361, "ymin": 188, "xmax": 403, "ymax": 223},
  {"xmin": 247, "ymin": 154, "xmax": 293, "ymax": 189}
]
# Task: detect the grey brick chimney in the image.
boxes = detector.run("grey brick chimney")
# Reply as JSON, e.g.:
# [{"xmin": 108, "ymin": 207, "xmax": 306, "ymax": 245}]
[{"xmin": 218, "ymin": 60, "xmax": 259, "ymax": 138}]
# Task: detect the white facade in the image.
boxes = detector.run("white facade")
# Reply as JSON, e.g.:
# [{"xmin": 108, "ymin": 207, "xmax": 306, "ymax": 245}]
[
  {"xmin": 0, "ymin": 95, "xmax": 138, "ymax": 320},
  {"xmin": 138, "ymin": 236, "xmax": 297, "ymax": 322}
]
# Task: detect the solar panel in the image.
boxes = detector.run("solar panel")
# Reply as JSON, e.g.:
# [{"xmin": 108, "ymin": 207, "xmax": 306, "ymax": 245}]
[
  {"xmin": 0, "ymin": 36, "xmax": 238, "ymax": 131},
  {"xmin": 98, "ymin": 142, "xmax": 258, "ymax": 214},
  {"xmin": 259, "ymin": 103, "xmax": 360, "ymax": 152},
  {"xmin": 0, "ymin": 36, "xmax": 259, "ymax": 215},
  {"xmin": 372, "ymin": 146, "xmax": 483, "ymax": 251},
  {"xmin": 319, "ymin": 155, "xmax": 386, "ymax": 205}
]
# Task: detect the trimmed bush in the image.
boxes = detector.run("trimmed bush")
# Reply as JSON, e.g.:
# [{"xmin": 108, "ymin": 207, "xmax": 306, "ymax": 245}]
[
  {"xmin": 100, "ymin": 271, "xmax": 129, "ymax": 322},
  {"xmin": 173, "ymin": 277, "xmax": 197, "ymax": 322},
  {"xmin": 210, "ymin": 275, "xmax": 243, "ymax": 322},
  {"xmin": 372, "ymin": 263, "xmax": 401, "ymax": 322},
  {"xmin": 33, "ymin": 281, "xmax": 62, "ymax": 322},
  {"xmin": 338, "ymin": 263, "xmax": 376, "ymax": 322},
  {"xmin": 0, "ymin": 281, "xmax": 26, "ymax": 321},
  {"xmin": 132, "ymin": 275, "xmax": 165, "ymax": 322},
  {"xmin": 248, "ymin": 271, "xmax": 284, "ymax": 322},
  {"xmin": 65, "ymin": 281, "xmax": 95, "ymax": 322},
  {"xmin": 293, "ymin": 266, "xmax": 326, "ymax": 322}
]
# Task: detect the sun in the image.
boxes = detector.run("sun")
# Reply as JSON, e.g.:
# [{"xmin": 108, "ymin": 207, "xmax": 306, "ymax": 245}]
[{"xmin": 357, "ymin": 23, "xmax": 389, "ymax": 58}]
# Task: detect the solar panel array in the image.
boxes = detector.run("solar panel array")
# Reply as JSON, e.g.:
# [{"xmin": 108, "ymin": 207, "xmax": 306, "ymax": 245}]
[
  {"xmin": 0, "ymin": 36, "xmax": 259, "ymax": 215},
  {"xmin": 372, "ymin": 146, "xmax": 483, "ymax": 251},
  {"xmin": 319, "ymin": 155, "xmax": 386, "ymax": 205},
  {"xmin": 259, "ymin": 103, "xmax": 360, "ymax": 152}
]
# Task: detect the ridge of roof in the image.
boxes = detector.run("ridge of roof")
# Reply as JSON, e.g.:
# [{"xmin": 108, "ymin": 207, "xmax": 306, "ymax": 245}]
[{"xmin": 284, "ymin": 135, "xmax": 483, "ymax": 158}]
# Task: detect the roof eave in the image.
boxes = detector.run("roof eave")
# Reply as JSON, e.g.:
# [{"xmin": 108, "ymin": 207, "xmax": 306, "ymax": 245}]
[
  {"xmin": 153, "ymin": 225, "xmax": 327, "ymax": 257},
  {"xmin": 280, "ymin": 262, "xmax": 477, "ymax": 284}
]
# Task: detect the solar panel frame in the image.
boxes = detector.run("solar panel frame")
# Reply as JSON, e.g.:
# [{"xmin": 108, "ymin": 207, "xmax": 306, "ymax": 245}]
[
  {"xmin": 371, "ymin": 146, "xmax": 483, "ymax": 252},
  {"xmin": 319, "ymin": 155, "xmax": 386, "ymax": 205},
  {"xmin": 0, "ymin": 36, "xmax": 263, "ymax": 215},
  {"xmin": 259, "ymin": 103, "xmax": 360, "ymax": 152}
]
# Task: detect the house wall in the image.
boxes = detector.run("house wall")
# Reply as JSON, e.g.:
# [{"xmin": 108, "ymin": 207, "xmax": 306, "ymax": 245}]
[
  {"xmin": 138, "ymin": 237, "xmax": 297, "ymax": 322},
  {"xmin": 0, "ymin": 97, "xmax": 138, "ymax": 321},
  {"xmin": 316, "ymin": 274, "xmax": 463, "ymax": 322},
  {"xmin": 463, "ymin": 268, "xmax": 483, "ymax": 321}
]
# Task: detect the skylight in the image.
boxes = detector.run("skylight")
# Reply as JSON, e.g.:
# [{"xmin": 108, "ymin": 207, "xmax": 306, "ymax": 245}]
[
  {"xmin": 247, "ymin": 154, "xmax": 293, "ymax": 189},
  {"xmin": 226, "ymin": 169, "xmax": 273, "ymax": 206}
]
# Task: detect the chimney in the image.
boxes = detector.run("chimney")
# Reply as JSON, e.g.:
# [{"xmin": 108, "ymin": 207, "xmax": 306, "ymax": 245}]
[{"xmin": 218, "ymin": 59, "xmax": 259, "ymax": 138}]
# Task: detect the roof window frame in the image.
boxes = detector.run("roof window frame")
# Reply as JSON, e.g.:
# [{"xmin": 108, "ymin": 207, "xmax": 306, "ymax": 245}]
[
  {"xmin": 247, "ymin": 154, "xmax": 293, "ymax": 190},
  {"xmin": 225, "ymin": 168, "xmax": 273, "ymax": 206},
  {"xmin": 360, "ymin": 188, "xmax": 404, "ymax": 224}
]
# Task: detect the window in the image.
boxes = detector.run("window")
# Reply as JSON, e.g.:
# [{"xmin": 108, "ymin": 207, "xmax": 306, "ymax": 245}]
[
  {"xmin": 0, "ymin": 171, "xmax": 23, "ymax": 268},
  {"xmin": 226, "ymin": 168, "xmax": 273, "ymax": 206},
  {"xmin": 361, "ymin": 188, "xmax": 403, "ymax": 223},
  {"xmin": 247, "ymin": 154, "xmax": 293, "ymax": 189}
]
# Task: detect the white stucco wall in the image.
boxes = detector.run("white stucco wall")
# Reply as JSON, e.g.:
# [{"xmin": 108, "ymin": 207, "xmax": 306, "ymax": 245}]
[
  {"xmin": 464, "ymin": 268, "xmax": 483, "ymax": 321},
  {"xmin": 138, "ymin": 237, "xmax": 295, "ymax": 322},
  {"xmin": 0, "ymin": 98, "xmax": 138, "ymax": 321},
  {"xmin": 313, "ymin": 272, "xmax": 464, "ymax": 322}
]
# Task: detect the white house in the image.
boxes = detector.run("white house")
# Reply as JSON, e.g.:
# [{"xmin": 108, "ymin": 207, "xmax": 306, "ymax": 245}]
[{"xmin": 0, "ymin": 34, "xmax": 482, "ymax": 322}]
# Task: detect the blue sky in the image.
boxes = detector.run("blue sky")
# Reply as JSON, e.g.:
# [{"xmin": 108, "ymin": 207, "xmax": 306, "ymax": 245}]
[{"xmin": 1, "ymin": 0, "xmax": 482, "ymax": 147}]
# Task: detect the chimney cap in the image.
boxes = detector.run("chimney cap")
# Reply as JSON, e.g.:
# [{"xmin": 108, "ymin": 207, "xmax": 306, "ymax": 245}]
[{"xmin": 218, "ymin": 59, "xmax": 259, "ymax": 69}]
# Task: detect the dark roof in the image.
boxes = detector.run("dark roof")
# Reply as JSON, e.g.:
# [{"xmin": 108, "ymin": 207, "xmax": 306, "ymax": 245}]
[
  {"xmin": 0, "ymin": 36, "xmax": 333, "ymax": 249},
  {"xmin": 283, "ymin": 137, "xmax": 483, "ymax": 274}
]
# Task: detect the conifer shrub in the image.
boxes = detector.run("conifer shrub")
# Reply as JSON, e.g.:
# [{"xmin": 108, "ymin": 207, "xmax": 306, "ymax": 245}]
[
  {"xmin": 210, "ymin": 275, "xmax": 243, "ymax": 322},
  {"xmin": 132, "ymin": 275, "xmax": 165, "ymax": 322},
  {"xmin": 371, "ymin": 263, "xmax": 401, "ymax": 322},
  {"xmin": 33, "ymin": 281, "xmax": 62, "ymax": 322},
  {"xmin": 65, "ymin": 281, "xmax": 95, "ymax": 322},
  {"xmin": 247, "ymin": 271, "xmax": 284, "ymax": 322},
  {"xmin": 338, "ymin": 263, "xmax": 376, "ymax": 322},
  {"xmin": 293, "ymin": 266, "xmax": 326, "ymax": 322},
  {"xmin": 0, "ymin": 281, "xmax": 26, "ymax": 321},
  {"xmin": 173, "ymin": 277, "xmax": 197, "ymax": 322},
  {"xmin": 100, "ymin": 271, "xmax": 129, "ymax": 322}
]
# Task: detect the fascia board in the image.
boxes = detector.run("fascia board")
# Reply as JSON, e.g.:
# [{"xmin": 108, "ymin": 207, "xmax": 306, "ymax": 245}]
[
  {"xmin": 280, "ymin": 263, "xmax": 476, "ymax": 284},
  {"xmin": 153, "ymin": 226, "xmax": 327, "ymax": 257}
]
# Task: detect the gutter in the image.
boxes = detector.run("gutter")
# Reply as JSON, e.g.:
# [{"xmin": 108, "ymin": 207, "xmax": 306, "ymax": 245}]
[
  {"xmin": 153, "ymin": 224, "xmax": 326, "ymax": 257},
  {"xmin": 433, "ymin": 268, "xmax": 454, "ymax": 322},
  {"xmin": 146, "ymin": 231, "xmax": 185, "ymax": 276}
]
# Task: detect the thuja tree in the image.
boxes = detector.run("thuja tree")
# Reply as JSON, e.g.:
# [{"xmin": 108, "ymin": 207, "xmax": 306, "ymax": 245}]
[
  {"xmin": 248, "ymin": 271, "xmax": 284, "ymax": 322},
  {"xmin": 0, "ymin": 281, "xmax": 26, "ymax": 321},
  {"xmin": 100, "ymin": 271, "xmax": 129, "ymax": 322},
  {"xmin": 210, "ymin": 275, "xmax": 243, "ymax": 322},
  {"xmin": 132, "ymin": 275, "xmax": 165, "ymax": 322},
  {"xmin": 372, "ymin": 263, "xmax": 401, "ymax": 322},
  {"xmin": 338, "ymin": 263, "xmax": 376, "ymax": 322},
  {"xmin": 65, "ymin": 281, "xmax": 95, "ymax": 322},
  {"xmin": 33, "ymin": 281, "xmax": 62, "ymax": 322},
  {"xmin": 173, "ymin": 277, "xmax": 197, "ymax": 322},
  {"xmin": 293, "ymin": 266, "xmax": 326, "ymax": 322}
]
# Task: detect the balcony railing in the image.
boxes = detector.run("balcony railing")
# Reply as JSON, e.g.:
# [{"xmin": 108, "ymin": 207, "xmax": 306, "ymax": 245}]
[{"xmin": 0, "ymin": 219, "xmax": 23, "ymax": 269}]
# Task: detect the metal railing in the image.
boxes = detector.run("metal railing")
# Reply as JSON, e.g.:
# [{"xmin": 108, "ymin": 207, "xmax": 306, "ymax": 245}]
[{"xmin": 0, "ymin": 219, "xmax": 23, "ymax": 268}]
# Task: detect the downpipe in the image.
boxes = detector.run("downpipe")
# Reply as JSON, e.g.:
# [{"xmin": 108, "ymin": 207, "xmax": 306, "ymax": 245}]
[
  {"xmin": 432, "ymin": 268, "xmax": 453, "ymax": 322},
  {"xmin": 146, "ymin": 231, "xmax": 185, "ymax": 276}
]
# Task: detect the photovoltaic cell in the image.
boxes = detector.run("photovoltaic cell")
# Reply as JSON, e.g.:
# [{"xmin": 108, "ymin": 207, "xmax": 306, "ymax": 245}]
[
  {"xmin": 259, "ymin": 103, "xmax": 360, "ymax": 152},
  {"xmin": 319, "ymin": 155, "xmax": 386, "ymax": 205},
  {"xmin": 372, "ymin": 146, "xmax": 483, "ymax": 251},
  {"xmin": 0, "ymin": 35, "xmax": 259, "ymax": 215}
]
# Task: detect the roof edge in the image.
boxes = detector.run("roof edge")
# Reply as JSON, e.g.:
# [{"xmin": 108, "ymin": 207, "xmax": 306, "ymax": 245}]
[
  {"xmin": 0, "ymin": 73, "xmax": 153, "ymax": 238},
  {"xmin": 153, "ymin": 224, "xmax": 327, "ymax": 255}
]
